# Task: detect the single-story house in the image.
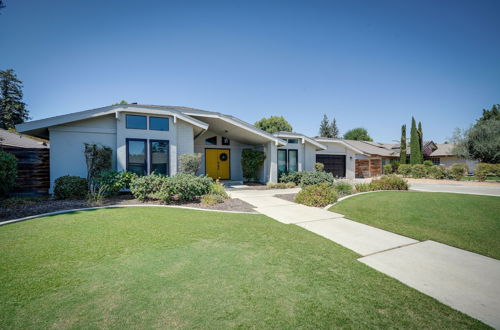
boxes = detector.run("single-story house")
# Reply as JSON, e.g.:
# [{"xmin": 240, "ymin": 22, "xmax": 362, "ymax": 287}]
[{"xmin": 16, "ymin": 104, "xmax": 476, "ymax": 191}]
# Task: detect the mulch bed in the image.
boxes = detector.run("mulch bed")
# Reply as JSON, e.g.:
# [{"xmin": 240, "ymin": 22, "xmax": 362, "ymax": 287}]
[
  {"xmin": 0, "ymin": 194, "xmax": 256, "ymax": 222},
  {"xmin": 274, "ymin": 193, "xmax": 297, "ymax": 203}
]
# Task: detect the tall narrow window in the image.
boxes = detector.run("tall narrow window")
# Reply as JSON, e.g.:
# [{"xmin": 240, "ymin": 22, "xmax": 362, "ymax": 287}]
[
  {"xmin": 288, "ymin": 149, "xmax": 298, "ymax": 172},
  {"xmin": 278, "ymin": 149, "xmax": 287, "ymax": 174},
  {"xmin": 150, "ymin": 140, "xmax": 169, "ymax": 175},
  {"xmin": 126, "ymin": 139, "xmax": 147, "ymax": 175},
  {"xmin": 126, "ymin": 115, "xmax": 147, "ymax": 129}
]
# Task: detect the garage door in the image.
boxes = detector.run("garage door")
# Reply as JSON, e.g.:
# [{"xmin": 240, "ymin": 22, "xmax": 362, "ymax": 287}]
[{"xmin": 316, "ymin": 154, "xmax": 346, "ymax": 177}]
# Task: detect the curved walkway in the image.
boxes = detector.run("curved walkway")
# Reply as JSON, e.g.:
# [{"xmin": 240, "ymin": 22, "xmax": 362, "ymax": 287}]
[{"xmin": 229, "ymin": 189, "xmax": 500, "ymax": 328}]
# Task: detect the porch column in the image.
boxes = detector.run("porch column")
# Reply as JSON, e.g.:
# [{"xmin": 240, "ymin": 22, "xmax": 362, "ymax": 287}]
[{"xmin": 267, "ymin": 141, "xmax": 278, "ymax": 183}]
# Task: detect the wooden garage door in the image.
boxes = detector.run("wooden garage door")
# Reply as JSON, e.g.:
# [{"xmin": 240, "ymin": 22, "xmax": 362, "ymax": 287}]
[{"xmin": 316, "ymin": 155, "xmax": 346, "ymax": 177}]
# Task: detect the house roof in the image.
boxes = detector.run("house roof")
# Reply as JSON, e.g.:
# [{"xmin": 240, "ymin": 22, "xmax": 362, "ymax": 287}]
[
  {"xmin": 0, "ymin": 129, "xmax": 49, "ymax": 149},
  {"xmin": 273, "ymin": 131, "xmax": 327, "ymax": 150},
  {"xmin": 428, "ymin": 143, "xmax": 456, "ymax": 157}
]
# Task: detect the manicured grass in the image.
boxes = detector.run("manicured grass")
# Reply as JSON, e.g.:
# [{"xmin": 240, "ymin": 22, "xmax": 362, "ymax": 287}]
[
  {"xmin": 331, "ymin": 191, "xmax": 500, "ymax": 259},
  {"xmin": 0, "ymin": 208, "xmax": 486, "ymax": 328}
]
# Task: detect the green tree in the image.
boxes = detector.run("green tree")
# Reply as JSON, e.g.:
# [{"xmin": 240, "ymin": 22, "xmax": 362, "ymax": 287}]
[
  {"xmin": 410, "ymin": 117, "xmax": 421, "ymax": 164},
  {"xmin": 254, "ymin": 116, "xmax": 292, "ymax": 134},
  {"xmin": 0, "ymin": 69, "xmax": 30, "ymax": 129},
  {"xmin": 319, "ymin": 114, "xmax": 331, "ymax": 137},
  {"xmin": 400, "ymin": 124, "xmax": 407, "ymax": 164},
  {"xmin": 330, "ymin": 118, "xmax": 340, "ymax": 138},
  {"xmin": 417, "ymin": 121, "xmax": 423, "ymax": 163},
  {"xmin": 343, "ymin": 127, "xmax": 373, "ymax": 141},
  {"xmin": 0, "ymin": 0, "xmax": 5, "ymax": 12},
  {"xmin": 452, "ymin": 105, "xmax": 500, "ymax": 163},
  {"xmin": 113, "ymin": 100, "xmax": 129, "ymax": 105}
]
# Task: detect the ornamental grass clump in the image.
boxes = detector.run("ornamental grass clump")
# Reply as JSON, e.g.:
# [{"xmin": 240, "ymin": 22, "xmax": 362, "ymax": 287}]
[
  {"xmin": 333, "ymin": 181, "xmax": 353, "ymax": 196},
  {"xmin": 369, "ymin": 175, "xmax": 409, "ymax": 191},
  {"xmin": 295, "ymin": 183, "xmax": 338, "ymax": 207}
]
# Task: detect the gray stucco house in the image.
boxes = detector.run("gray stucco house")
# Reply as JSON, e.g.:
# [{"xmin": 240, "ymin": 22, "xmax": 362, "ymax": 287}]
[{"xmin": 16, "ymin": 104, "xmax": 475, "ymax": 191}]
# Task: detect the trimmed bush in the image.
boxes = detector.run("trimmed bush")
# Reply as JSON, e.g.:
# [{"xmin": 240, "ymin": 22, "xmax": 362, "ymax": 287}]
[
  {"xmin": 397, "ymin": 164, "xmax": 412, "ymax": 177},
  {"xmin": 314, "ymin": 162, "xmax": 324, "ymax": 172},
  {"xmin": 427, "ymin": 165, "xmax": 447, "ymax": 180},
  {"xmin": 354, "ymin": 183, "xmax": 371, "ymax": 192},
  {"xmin": 129, "ymin": 173, "xmax": 167, "ymax": 201},
  {"xmin": 369, "ymin": 175, "xmax": 409, "ymax": 191},
  {"xmin": 475, "ymin": 163, "xmax": 500, "ymax": 181},
  {"xmin": 450, "ymin": 163, "xmax": 468, "ymax": 181},
  {"xmin": 390, "ymin": 161, "xmax": 400, "ymax": 173},
  {"xmin": 93, "ymin": 170, "xmax": 137, "ymax": 196},
  {"xmin": 241, "ymin": 149, "xmax": 266, "ymax": 181},
  {"xmin": 383, "ymin": 164, "xmax": 392, "ymax": 174},
  {"xmin": 158, "ymin": 174, "xmax": 213, "ymax": 203},
  {"xmin": 299, "ymin": 171, "xmax": 335, "ymax": 187},
  {"xmin": 279, "ymin": 171, "xmax": 304, "ymax": 185},
  {"xmin": 267, "ymin": 181, "xmax": 297, "ymax": 189},
  {"xmin": 179, "ymin": 153, "xmax": 202, "ymax": 175},
  {"xmin": 410, "ymin": 164, "xmax": 427, "ymax": 178},
  {"xmin": 54, "ymin": 176, "xmax": 88, "ymax": 199},
  {"xmin": 0, "ymin": 150, "xmax": 17, "ymax": 197},
  {"xmin": 295, "ymin": 183, "xmax": 338, "ymax": 207},
  {"xmin": 423, "ymin": 160, "xmax": 433, "ymax": 167},
  {"xmin": 333, "ymin": 181, "xmax": 353, "ymax": 196}
]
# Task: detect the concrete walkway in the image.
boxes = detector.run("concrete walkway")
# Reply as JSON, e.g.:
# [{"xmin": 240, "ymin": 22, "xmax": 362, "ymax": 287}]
[{"xmin": 228, "ymin": 189, "xmax": 500, "ymax": 328}]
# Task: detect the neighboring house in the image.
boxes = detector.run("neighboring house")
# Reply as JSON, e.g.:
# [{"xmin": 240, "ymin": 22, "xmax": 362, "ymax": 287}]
[
  {"xmin": 0, "ymin": 129, "xmax": 50, "ymax": 195},
  {"xmin": 15, "ymin": 104, "xmax": 477, "ymax": 191}
]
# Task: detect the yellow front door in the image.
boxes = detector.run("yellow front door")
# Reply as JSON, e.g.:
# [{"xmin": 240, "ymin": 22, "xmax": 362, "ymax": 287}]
[{"xmin": 205, "ymin": 149, "xmax": 230, "ymax": 180}]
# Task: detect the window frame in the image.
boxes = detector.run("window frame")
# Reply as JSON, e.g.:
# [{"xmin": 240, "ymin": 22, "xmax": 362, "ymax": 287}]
[
  {"xmin": 277, "ymin": 149, "xmax": 288, "ymax": 173},
  {"xmin": 205, "ymin": 136, "xmax": 217, "ymax": 145},
  {"xmin": 125, "ymin": 114, "xmax": 147, "ymax": 130},
  {"xmin": 287, "ymin": 149, "xmax": 299, "ymax": 172},
  {"xmin": 126, "ymin": 138, "xmax": 148, "ymax": 175},
  {"xmin": 149, "ymin": 116, "xmax": 169, "ymax": 131},
  {"xmin": 149, "ymin": 139, "xmax": 170, "ymax": 176},
  {"xmin": 287, "ymin": 138, "xmax": 299, "ymax": 144}
]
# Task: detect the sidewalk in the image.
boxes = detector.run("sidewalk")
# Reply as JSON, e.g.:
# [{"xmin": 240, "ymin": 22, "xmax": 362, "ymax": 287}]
[{"xmin": 228, "ymin": 189, "xmax": 500, "ymax": 328}]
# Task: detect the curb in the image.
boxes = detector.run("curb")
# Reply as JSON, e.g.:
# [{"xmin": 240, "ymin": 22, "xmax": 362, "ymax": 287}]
[{"xmin": 0, "ymin": 204, "xmax": 258, "ymax": 227}]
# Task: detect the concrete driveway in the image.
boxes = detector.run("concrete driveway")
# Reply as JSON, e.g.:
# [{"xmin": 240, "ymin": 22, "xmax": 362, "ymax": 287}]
[
  {"xmin": 409, "ymin": 181, "xmax": 500, "ymax": 196},
  {"xmin": 229, "ymin": 188, "xmax": 500, "ymax": 328}
]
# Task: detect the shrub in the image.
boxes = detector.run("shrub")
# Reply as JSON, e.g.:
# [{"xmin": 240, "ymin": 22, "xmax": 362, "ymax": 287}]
[
  {"xmin": 285, "ymin": 182, "xmax": 296, "ymax": 188},
  {"xmin": 354, "ymin": 183, "xmax": 371, "ymax": 193},
  {"xmin": 267, "ymin": 181, "xmax": 296, "ymax": 189},
  {"xmin": 87, "ymin": 184, "xmax": 107, "ymax": 206},
  {"xmin": 397, "ymin": 164, "xmax": 412, "ymax": 177},
  {"xmin": 158, "ymin": 174, "xmax": 213, "ymax": 203},
  {"xmin": 450, "ymin": 163, "xmax": 468, "ymax": 181},
  {"xmin": 129, "ymin": 173, "xmax": 167, "ymax": 201},
  {"xmin": 475, "ymin": 163, "xmax": 499, "ymax": 181},
  {"xmin": 383, "ymin": 164, "xmax": 392, "ymax": 174},
  {"xmin": 241, "ymin": 149, "xmax": 266, "ymax": 181},
  {"xmin": 333, "ymin": 181, "xmax": 353, "ymax": 196},
  {"xmin": 299, "ymin": 171, "xmax": 335, "ymax": 187},
  {"xmin": 201, "ymin": 193, "xmax": 225, "ymax": 206},
  {"xmin": 54, "ymin": 175, "xmax": 88, "ymax": 199},
  {"xmin": 390, "ymin": 161, "xmax": 400, "ymax": 173},
  {"xmin": 179, "ymin": 153, "xmax": 202, "ymax": 175},
  {"xmin": 0, "ymin": 150, "xmax": 17, "ymax": 197},
  {"xmin": 209, "ymin": 181, "xmax": 229, "ymax": 199},
  {"xmin": 314, "ymin": 162, "xmax": 324, "ymax": 171},
  {"xmin": 295, "ymin": 183, "xmax": 338, "ymax": 207},
  {"xmin": 410, "ymin": 164, "xmax": 427, "ymax": 178},
  {"xmin": 427, "ymin": 165, "xmax": 447, "ymax": 179},
  {"xmin": 279, "ymin": 171, "xmax": 304, "ymax": 185},
  {"xmin": 93, "ymin": 170, "xmax": 137, "ymax": 196},
  {"xmin": 369, "ymin": 175, "xmax": 409, "ymax": 191},
  {"xmin": 423, "ymin": 160, "xmax": 434, "ymax": 167},
  {"xmin": 84, "ymin": 143, "xmax": 112, "ymax": 181}
]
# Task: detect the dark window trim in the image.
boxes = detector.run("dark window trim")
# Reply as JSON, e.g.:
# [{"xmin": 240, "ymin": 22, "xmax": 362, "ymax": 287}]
[
  {"xmin": 287, "ymin": 138, "xmax": 299, "ymax": 144},
  {"xmin": 149, "ymin": 116, "xmax": 169, "ymax": 131},
  {"xmin": 288, "ymin": 149, "xmax": 299, "ymax": 172},
  {"xmin": 126, "ymin": 138, "xmax": 148, "ymax": 175},
  {"xmin": 149, "ymin": 139, "xmax": 170, "ymax": 176},
  {"xmin": 277, "ymin": 149, "xmax": 288, "ymax": 173},
  {"xmin": 125, "ymin": 114, "xmax": 147, "ymax": 130},
  {"xmin": 205, "ymin": 136, "xmax": 218, "ymax": 145}
]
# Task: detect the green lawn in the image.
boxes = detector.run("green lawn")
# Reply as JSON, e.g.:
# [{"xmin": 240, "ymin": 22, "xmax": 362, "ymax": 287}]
[
  {"xmin": 331, "ymin": 191, "xmax": 500, "ymax": 259},
  {"xmin": 0, "ymin": 208, "xmax": 486, "ymax": 329}
]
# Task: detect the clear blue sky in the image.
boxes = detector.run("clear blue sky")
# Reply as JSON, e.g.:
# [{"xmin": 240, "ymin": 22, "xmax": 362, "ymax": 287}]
[{"xmin": 1, "ymin": 0, "xmax": 499, "ymax": 142}]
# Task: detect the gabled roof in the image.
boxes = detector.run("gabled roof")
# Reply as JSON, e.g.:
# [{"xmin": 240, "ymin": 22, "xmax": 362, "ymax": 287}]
[
  {"xmin": 273, "ymin": 131, "xmax": 327, "ymax": 150},
  {"xmin": 0, "ymin": 129, "xmax": 49, "ymax": 149},
  {"xmin": 314, "ymin": 137, "xmax": 368, "ymax": 155},
  {"xmin": 428, "ymin": 143, "xmax": 456, "ymax": 157}
]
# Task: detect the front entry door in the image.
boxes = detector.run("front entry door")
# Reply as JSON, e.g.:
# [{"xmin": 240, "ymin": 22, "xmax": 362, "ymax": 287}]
[{"xmin": 205, "ymin": 149, "xmax": 230, "ymax": 180}]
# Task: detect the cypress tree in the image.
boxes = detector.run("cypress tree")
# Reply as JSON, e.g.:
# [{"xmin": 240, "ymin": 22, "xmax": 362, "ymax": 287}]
[
  {"xmin": 410, "ymin": 117, "xmax": 420, "ymax": 164},
  {"xmin": 319, "ymin": 114, "xmax": 331, "ymax": 137},
  {"xmin": 400, "ymin": 124, "xmax": 407, "ymax": 164},
  {"xmin": 0, "ymin": 69, "xmax": 30, "ymax": 129},
  {"xmin": 329, "ymin": 118, "xmax": 340, "ymax": 138},
  {"xmin": 418, "ymin": 121, "xmax": 423, "ymax": 163}
]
